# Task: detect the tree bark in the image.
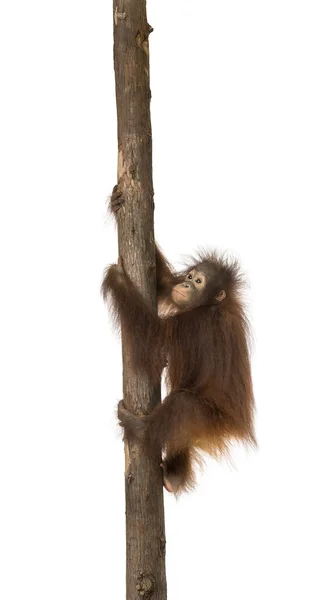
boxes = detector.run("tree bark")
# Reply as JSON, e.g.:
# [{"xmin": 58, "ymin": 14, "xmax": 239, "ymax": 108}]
[{"xmin": 112, "ymin": 2, "xmax": 167, "ymax": 599}]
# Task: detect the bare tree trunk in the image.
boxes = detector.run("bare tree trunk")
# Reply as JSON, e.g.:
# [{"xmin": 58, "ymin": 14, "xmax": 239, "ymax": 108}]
[{"xmin": 112, "ymin": 1, "xmax": 167, "ymax": 599}]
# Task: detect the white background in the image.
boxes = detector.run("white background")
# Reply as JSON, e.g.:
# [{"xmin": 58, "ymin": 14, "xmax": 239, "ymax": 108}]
[{"xmin": 1, "ymin": 1, "xmax": 327, "ymax": 598}]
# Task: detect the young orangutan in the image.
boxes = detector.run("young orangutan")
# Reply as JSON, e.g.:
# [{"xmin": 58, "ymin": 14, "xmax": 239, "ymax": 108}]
[{"xmin": 102, "ymin": 187, "xmax": 256, "ymax": 494}]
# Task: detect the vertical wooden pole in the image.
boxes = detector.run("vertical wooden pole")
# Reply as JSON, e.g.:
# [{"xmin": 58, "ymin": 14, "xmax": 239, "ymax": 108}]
[{"xmin": 112, "ymin": 1, "xmax": 167, "ymax": 598}]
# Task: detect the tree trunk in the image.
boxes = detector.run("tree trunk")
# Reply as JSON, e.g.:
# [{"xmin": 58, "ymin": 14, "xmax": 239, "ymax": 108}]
[{"xmin": 112, "ymin": 1, "xmax": 167, "ymax": 599}]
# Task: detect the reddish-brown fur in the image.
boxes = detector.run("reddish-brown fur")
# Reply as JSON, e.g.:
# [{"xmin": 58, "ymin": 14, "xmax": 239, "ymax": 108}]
[{"xmin": 102, "ymin": 187, "xmax": 256, "ymax": 493}]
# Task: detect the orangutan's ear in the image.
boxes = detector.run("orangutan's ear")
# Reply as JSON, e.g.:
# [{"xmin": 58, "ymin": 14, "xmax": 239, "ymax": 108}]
[{"xmin": 216, "ymin": 290, "xmax": 226, "ymax": 302}]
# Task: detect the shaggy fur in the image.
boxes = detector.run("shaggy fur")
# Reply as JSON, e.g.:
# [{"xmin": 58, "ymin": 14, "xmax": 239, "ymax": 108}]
[{"xmin": 102, "ymin": 244, "xmax": 256, "ymax": 494}]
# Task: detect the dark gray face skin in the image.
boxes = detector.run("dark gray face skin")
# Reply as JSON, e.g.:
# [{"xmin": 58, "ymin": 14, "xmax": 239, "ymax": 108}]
[{"xmin": 172, "ymin": 265, "xmax": 226, "ymax": 309}]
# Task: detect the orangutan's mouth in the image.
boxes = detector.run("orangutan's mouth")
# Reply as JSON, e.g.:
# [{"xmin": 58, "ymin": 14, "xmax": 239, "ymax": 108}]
[{"xmin": 173, "ymin": 289, "xmax": 186, "ymax": 298}]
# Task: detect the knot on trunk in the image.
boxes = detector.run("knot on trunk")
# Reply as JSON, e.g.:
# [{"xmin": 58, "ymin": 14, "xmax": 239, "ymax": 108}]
[
  {"xmin": 136, "ymin": 571, "xmax": 156, "ymax": 598},
  {"xmin": 114, "ymin": 7, "xmax": 126, "ymax": 25}
]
